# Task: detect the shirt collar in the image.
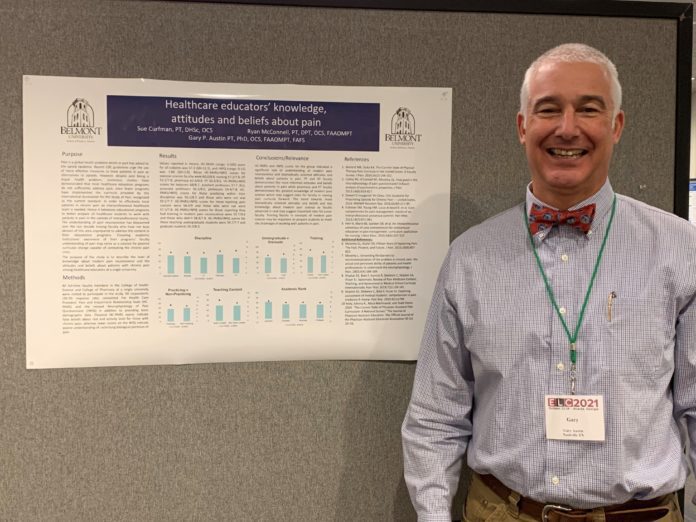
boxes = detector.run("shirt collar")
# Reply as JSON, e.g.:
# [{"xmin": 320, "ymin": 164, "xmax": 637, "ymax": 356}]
[{"xmin": 525, "ymin": 179, "xmax": 615, "ymax": 241}]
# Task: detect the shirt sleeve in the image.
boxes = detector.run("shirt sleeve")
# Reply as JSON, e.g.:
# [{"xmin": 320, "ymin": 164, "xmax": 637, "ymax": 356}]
[
  {"xmin": 673, "ymin": 288, "xmax": 696, "ymax": 506},
  {"xmin": 401, "ymin": 247, "xmax": 475, "ymax": 520}
]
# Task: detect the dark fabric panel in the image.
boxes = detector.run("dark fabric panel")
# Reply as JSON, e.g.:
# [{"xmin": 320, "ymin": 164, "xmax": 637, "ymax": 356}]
[{"xmin": 0, "ymin": 0, "xmax": 677, "ymax": 519}]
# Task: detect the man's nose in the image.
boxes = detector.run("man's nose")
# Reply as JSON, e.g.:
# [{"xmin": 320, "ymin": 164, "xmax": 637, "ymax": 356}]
[{"xmin": 555, "ymin": 109, "xmax": 579, "ymax": 139}]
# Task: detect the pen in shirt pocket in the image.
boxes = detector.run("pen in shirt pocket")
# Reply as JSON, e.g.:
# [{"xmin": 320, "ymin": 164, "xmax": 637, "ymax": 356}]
[{"xmin": 607, "ymin": 291, "xmax": 617, "ymax": 321}]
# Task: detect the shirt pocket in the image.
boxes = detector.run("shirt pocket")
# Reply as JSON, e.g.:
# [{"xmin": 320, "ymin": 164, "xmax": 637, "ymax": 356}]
[{"xmin": 597, "ymin": 296, "xmax": 673, "ymax": 382}]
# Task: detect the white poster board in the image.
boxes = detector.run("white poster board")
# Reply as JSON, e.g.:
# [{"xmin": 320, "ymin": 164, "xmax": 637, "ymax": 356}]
[{"xmin": 23, "ymin": 75, "xmax": 451, "ymax": 368}]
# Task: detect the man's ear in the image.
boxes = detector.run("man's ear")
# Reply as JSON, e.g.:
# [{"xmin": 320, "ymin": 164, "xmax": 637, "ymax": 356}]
[
  {"xmin": 612, "ymin": 110, "xmax": 625, "ymax": 144},
  {"xmin": 516, "ymin": 112, "xmax": 526, "ymax": 144}
]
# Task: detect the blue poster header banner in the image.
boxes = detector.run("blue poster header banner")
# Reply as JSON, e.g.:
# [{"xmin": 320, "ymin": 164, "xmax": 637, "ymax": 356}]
[{"xmin": 107, "ymin": 96, "xmax": 380, "ymax": 151}]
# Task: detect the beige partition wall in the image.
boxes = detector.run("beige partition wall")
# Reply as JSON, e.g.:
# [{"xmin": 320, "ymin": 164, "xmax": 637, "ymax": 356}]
[{"xmin": 1, "ymin": 0, "xmax": 690, "ymax": 520}]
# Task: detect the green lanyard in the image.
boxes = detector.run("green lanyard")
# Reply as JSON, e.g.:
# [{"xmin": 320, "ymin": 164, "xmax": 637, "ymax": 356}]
[{"xmin": 524, "ymin": 195, "xmax": 616, "ymax": 394}]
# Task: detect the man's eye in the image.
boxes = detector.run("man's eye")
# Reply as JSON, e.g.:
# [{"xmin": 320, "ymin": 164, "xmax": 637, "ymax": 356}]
[
  {"xmin": 578, "ymin": 107, "xmax": 600, "ymax": 113},
  {"xmin": 536, "ymin": 107, "xmax": 559, "ymax": 114}
]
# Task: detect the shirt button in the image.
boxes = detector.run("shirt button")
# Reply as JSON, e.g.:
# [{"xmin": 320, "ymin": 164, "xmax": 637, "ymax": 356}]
[
  {"xmin": 559, "ymin": 307, "xmax": 566, "ymax": 315},
  {"xmin": 551, "ymin": 476, "xmax": 560, "ymax": 485},
  {"xmin": 587, "ymin": 230, "xmax": 593, "ymax": 236},
  {"xmin": 556, "ymin": 362, "xmax": 565, "ymax": 371},
  {"xmin": 561, "ymin": 254, "xmax": 569, "ymax": 262}
]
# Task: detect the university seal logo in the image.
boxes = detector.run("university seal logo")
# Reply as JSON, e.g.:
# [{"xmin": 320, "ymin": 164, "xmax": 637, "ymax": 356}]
[
  {"xmin": 391, "ymin": 107, "xmax": 416, "ymax": 135},
  {"xmin": 385, "ymin": 107, "xmax": 421, "ymax": 145},
  {"xmin": 61, "ymin": 98, "xmax": 102, "ymax": 138},
  {"xmin": 67, "ymin": 98, "xmax": 95, "ymax": 127}
]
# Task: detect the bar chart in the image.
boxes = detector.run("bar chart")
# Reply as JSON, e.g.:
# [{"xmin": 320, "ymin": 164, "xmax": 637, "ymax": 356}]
[
  {"xmin": 262, "ymin": 253, "xmax": 290, "ymax": 275},
  {"xmin": 260, "ymin": 298, "xmax": 330, "ymax": 322},
  {"xmin": 159, "ymin": 237, "xmax": 336, "ymax": 328},
  {"xmin": 164, "ymin": 303, "xmax": 195, "ymax": 324},
  {"xmin": 158, "ymin": 292, "xmax": 200, "ymax": 327},
  {"xmin": 208, "ymin": 290, "xmax": 250, "ymax": 326},
  {"xmin": 250, "ymin": 239, "xmax": 337, "ymax": 279},
  {"xmin": 300, "ymin": 240, "xmax": 335, "ymax": 279},
  {"xmin": 213, "ymin": 302, "xmax": 243, "ymax": 323},
  {"xmin": 163, "ymin": 248, "xmax": 244, "ymax": 278},
  {"xmin": 306, "ymin": 252, "xmax": 328, "ymax": 275},
  {"xmin": 257, "ymin": 248, "xmax": 294, "ymax": 278}
]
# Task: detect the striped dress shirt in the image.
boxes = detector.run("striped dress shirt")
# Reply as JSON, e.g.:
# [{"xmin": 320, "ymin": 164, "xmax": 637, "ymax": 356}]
[{"xmin": 401, "ymin": 181, "xmax": 696, "ymax": 521}]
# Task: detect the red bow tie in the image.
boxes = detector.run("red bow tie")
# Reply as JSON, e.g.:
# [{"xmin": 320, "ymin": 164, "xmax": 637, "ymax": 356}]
[{"xmin": 528, "ymin": 203, "xmax": 596, "ymax": 235}]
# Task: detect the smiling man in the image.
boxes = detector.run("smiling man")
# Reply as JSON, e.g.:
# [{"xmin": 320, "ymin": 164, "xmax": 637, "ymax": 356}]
[
  {"xmin": 402, "ymin": 44, "xmax": 696, "ymax": 522},
  {"xmin": 518, "ymin": 60, "xmax": 624, "ymax": 210}
]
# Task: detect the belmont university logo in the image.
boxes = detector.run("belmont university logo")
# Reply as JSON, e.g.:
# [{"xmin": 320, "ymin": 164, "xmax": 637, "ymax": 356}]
[
  {"xmin": 385, "ymin": 107, "xmax": 422, "ymax": 146},
  {"xmin": 60, "ymin": 98, "xmax": 102, "ymax": 138}
]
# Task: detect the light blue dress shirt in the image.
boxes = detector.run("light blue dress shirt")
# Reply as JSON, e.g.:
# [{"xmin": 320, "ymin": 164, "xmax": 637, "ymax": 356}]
[{"xmin": 402, "ymin": 181, "xmax": 696, "ymax": 521}]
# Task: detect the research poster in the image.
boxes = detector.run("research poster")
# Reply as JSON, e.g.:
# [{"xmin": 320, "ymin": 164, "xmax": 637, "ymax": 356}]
[{"xmin": 23, "ymin": 75, "xmax": 452, "ymax": 369}]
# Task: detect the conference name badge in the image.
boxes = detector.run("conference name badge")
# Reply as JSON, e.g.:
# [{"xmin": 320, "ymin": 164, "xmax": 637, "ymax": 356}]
[{"xmin": 544, "ymin": 395, "xmax": 605, "ymax": 441}]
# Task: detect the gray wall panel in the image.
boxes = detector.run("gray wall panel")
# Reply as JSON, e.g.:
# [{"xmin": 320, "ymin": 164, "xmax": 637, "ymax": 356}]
[{"xmin": 0, "ymin": 0, "xmax": 682, "ymax": 520}]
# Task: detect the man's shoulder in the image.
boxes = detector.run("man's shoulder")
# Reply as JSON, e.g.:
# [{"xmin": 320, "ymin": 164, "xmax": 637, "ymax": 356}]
[{"xmin": 617, "ymin": 193, "xmax": 696, "ymax": 236}]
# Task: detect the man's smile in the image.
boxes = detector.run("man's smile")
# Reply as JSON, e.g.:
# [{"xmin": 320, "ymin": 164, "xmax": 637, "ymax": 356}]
[{"xmin": 547, "ymin": 147, "xmax": 588, "ymax": 158}]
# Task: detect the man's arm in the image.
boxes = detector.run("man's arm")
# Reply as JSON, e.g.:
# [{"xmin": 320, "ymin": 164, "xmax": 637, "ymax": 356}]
[
  {"xmin": 402, "ymin": 250, "xmax": 475, "ymax": 521},
  {"xmin": 674, "ymin": 290, "xmax": 696, "ymax": 505}
]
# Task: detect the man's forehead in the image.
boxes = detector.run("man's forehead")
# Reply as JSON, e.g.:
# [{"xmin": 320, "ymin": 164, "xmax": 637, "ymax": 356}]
[
  {"xmin": 530, "ymin": 61, "xmax": 610, "ymax": 87},
  {"xmin": 527, "ymin": 62, "xmax": 612, "ymax": 100}
]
